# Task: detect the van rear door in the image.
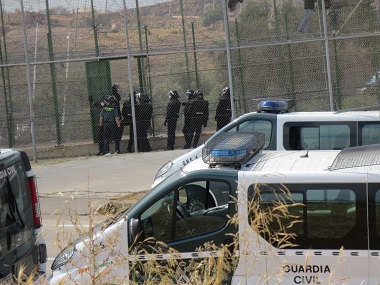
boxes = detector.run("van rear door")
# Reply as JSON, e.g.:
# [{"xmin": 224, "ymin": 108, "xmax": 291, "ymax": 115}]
[{"xmin": 0, "ymin": 156, "xmax": 37, "ymax": 280}]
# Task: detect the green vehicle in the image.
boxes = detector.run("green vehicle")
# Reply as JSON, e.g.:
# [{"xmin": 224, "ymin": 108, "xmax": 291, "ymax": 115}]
[{"xmin": 0, "ymin": 149, "xmax": 47, "ymax": 282}]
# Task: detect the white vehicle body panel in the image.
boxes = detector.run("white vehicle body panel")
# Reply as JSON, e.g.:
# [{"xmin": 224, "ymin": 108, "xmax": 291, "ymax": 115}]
[
  {"xmin": 153, "ymin": 110, "xmax": 380, "ymax": 187},
  {"xmin": 234, "ymin": 171, "xmax": 371, "ymax": 285},
  {"xmin": 48, "ymin": 219, "xmax": 129, "ymax": 285},
  {"xmin": 50, "ymin": 144, "xmax": 380, "ymax": 285}
]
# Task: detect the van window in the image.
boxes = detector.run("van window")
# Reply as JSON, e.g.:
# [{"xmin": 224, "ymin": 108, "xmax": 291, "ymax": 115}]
[
  {"xmin": 306, "ymin": 188, "xmax": 355, "ymax": 239},
  {"xmin": 227, "ymin": 120, "xmax": 272, "ymax": 149},
  {"xmin": 285, "ymin": 123, "xmax": 354, "ymax": 150},
  {"xmin": 0, "ymin": 161, "xmax": 31, "ymax": 229},
  {"xmin": 368, "ymin": 184, "xmax": 380, "ymax": 249},
  {"xmin": 375, "ymin": 190, "xmax": 380, "ymax": 237},
  {"xmin": 259, "ymin": 191, "xmax": 304, "ymax": 239},
  {"xmin": 361, "ymin": 124, "xmax": 380, "ymax": 145},
  {"xmin": 248, "ymin": 183, "xmax": 365, "ymax": 249},
  {"xmin": 140, "ymin": 180, "xmax": 230, "ymax": 243}
]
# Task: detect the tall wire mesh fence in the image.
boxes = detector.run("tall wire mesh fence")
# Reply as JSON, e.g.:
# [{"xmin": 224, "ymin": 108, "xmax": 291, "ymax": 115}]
[{"xmin": 0, "ymin": 0, "xmax": 380, "ymax": 159}]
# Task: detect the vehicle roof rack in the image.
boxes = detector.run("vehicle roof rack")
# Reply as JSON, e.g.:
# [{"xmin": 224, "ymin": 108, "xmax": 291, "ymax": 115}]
[
  {"xmin": 202, "ymin": 132, "xmax": 265, "ymax": 169},
  {"xmin": 330, "ymin": 144, "xmax": 380, "ymax": 172},
  {"xmin": 251, "ymin": 98, "xmax": 295, "ymax": 114}
]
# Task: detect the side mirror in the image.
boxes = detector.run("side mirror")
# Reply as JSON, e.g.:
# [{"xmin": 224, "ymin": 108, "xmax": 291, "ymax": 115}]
[{"xmin": 128, "ymin": 218, "xmax": 141, "ymax": 244}]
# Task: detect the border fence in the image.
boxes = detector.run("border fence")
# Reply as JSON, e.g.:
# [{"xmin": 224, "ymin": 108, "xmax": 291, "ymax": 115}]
[{"xmin": 1, "ymin": 0, "xmax": 380, "ymax": 160}]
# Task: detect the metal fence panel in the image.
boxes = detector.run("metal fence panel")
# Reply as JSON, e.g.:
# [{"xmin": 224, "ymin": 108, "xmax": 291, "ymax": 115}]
[{"xmin": 0, "ymin": 0, "xmax": 379, "ymax": 159}]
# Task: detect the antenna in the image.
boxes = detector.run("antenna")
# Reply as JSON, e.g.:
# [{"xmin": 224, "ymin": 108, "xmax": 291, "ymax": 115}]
[{"xmin": 300, "ymin": 149, "xmax": 309, "ymax": 158}]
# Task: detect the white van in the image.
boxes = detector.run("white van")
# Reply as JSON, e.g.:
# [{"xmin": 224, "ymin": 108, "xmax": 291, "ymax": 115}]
[
  {"xmin": 49, "ymin": 135, "xmax": 380, "ymax": 284},
  {"xmin": 153, "ymin": 99, "xmax": 380, "ymax": 187}
]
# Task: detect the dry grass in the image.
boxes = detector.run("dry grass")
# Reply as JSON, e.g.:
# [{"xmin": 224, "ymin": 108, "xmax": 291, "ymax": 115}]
[
  {"xmin": 96, "ymin": 191, "xmax": 147, "ymax": 215},
  {"xmin": 48, "ymin": 181, "xmax": 308, "ymax": 285},
  {"xmin": 49, "ymin": 181, "xmax": 360, "ymax": 284}
]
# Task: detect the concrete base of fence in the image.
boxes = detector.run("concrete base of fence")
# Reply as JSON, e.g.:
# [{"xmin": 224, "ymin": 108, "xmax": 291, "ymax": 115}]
[{"xmin": 21, "ymin": 132, "xmax": 213, "ymax": 161}]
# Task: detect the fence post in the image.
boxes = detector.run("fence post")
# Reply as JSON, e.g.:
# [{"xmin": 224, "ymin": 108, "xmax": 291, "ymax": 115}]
[
  {"xmin": 0, "ymin": 0, "xmax": 14, "ymax": 147},
  {"xmin": 321, "ymin": 0, "xmax": 334, "ymax": 111},
  {"xmin": 222, "ymin": 0, "xmax": 235, "ymax": 120},
  {"xmin": 284, "ymin": 13, "xmax": 296, "ymax": 106},
  {"xmin": 20, "ymin": 0, "xmax": 36, "ymax": 161},
  {"xmin": 90, "ymin": 0, "xmax": 99, "ymax": 57},
  {"xmin": 144, "ymin": 26, "xmax": 155, "ymax": 137},
  {"xmin": 45, "ymin": 0, "xmax": 62, "ymax": 145},
  {"xmin": 191, "ymin": 22, "xmax": 199, "ymax": 89},
  {"xmin": 234, "ymin": 19, "xmax": 246, "ymax": 114},
  {"xmin": 180, "ymin": 0, "xmax": 191, "ymax": 88},
  {"xmin": 135, "ymin": 0, "xmax": 146, "ymax": 93},
  {"xmin": 123, "ymin": 0, "xmax": 138, "ymax": 153}
]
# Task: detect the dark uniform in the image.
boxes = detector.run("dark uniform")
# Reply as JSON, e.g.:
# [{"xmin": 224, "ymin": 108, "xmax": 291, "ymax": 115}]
[
  {"xmin": 100, "ymin": 95, "xmax": 121, "ymax": 155},
  {"xmin": 112, "ymin": 84, "xmax": 123, "ymax": 153},
  {"xmin": 182, "ymin": 89, "xmax": 195, "ymax": 149},
  {"xmin": 93, "ymin": 96, "xmax": 107, "ymax": 156},
  {"xmin": 186, "ymin": 90, "xmax": 209, "ymax": 148},
  {"xmin": 215, "ymin": 87, "xmax": 232, "ymax": 131},
  {"xmin": 164, "ymin": 90, "xmax": 181, "ymax": 150},
  {"xmin": 121, "ymin": 95, "xmax": 135, "ymax": 153},
  {"xmin": 135, "ymin": 93, "xmax": 153, "ymax": 152}
]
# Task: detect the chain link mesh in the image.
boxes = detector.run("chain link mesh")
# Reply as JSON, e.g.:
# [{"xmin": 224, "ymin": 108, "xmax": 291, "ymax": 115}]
[{"xmin": 0, "ymin": 0, "xmax": 379, "ymax": 158}]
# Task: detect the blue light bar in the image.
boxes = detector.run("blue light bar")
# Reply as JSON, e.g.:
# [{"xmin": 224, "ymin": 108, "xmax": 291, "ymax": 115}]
[
  {"xmin": 211, "ymin": 149, "xmax": 247, "ymax": 162},
  {"xmin": 258, "ymin": 100, "xmax": 289, "ymax": 112},
  {"xmin": 251, "ymin": 98, "xmax": 295, "ymax": 113}
]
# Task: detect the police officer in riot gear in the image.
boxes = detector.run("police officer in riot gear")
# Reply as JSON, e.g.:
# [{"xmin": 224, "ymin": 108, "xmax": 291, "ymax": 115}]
[
  {"xmin": 111, "ymin": 83, "xmax": 122, "ymax": 153},
  {"xmin": 215, "ymin": 87, "xmax": 232, "ymax": 131},
  {"xmin": 111, "ymin": 83, "xmax": 121, "ymax": 104},
  {"xmin": 94, "ymin": 96, "xmax": 108, "ymax": 156},
  {"xmin": 164, "ymin": 90, "xmax": 181, "ymax": 150},
  {"xmin": 122, "ymin": 93, "xmax": 136, "ymax": 153},
  {"xmin": 99, "ymin": 95, "xmax": 121, "ymax": 155},
  {"xmin": 185, "ymin": 90, "xmax": 209, "ymax": 149},
  {"xmin": 135, "ymin": 93, "xmax": 153, "ymax": 152},
  {"xmin": 182, "ymin": 89, "xmax": 195, "ymax": 149}
]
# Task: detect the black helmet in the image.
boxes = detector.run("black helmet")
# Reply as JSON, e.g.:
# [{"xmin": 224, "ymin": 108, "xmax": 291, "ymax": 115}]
[
  {"xmin": 220, "ymin": 87, "xmax": 230, "ymax": 99},
  {"xmin": 105, "ymin": 95, "xmax": 117, "ymax": 106},
  {"xmin": 185, "ymin": 89, "xmax": 195, "ymax": 100},
  {"xmin": 168, "ymin": 90, "xmax": 179, "ymax": 99},
  {"xmin": 112, "ymin": 83, "xmax": 119, "ymax": 91},
  {"xmin": 136, "ymin": 93, "xmax": 150, "ymax": 103},
  {"xmin": 195, "ymin": 89, "xmax": 203, "ymax": 98}
]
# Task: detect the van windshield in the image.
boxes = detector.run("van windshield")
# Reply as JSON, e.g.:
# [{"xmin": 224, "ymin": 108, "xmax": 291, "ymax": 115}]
[{"xmin": 94, "ymin": 169, "xmax": 187, "ymax": 233}]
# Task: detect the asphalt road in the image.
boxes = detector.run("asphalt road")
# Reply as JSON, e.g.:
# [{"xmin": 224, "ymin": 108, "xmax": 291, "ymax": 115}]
[
  {"xmin": 33, "ymin": 149, "xmax": 189, "ymax": 216},
  {"xmin": 32, "ymin": 149, "xmax": 189, "ymax": 278}
]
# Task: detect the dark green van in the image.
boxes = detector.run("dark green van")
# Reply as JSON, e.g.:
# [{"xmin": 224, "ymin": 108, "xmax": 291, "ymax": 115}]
[{"xmin": 0, "ymin": 149, "xmax": 47, "ymax": 283}]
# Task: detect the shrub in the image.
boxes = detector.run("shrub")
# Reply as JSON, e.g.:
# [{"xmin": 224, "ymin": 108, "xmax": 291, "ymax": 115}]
[{"xmin": 202, "ymin": 9, "xmax": 223, "ymax": 27}]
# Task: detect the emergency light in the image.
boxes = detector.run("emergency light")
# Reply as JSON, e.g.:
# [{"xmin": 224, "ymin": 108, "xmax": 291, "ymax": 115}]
[
  {"xmin": 202, "ymin": 132, "xmax": 265, "ymax": 168},
  {"xmin": 251, "ymin": 98, "xmax": 295, "ymax": 113}
]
